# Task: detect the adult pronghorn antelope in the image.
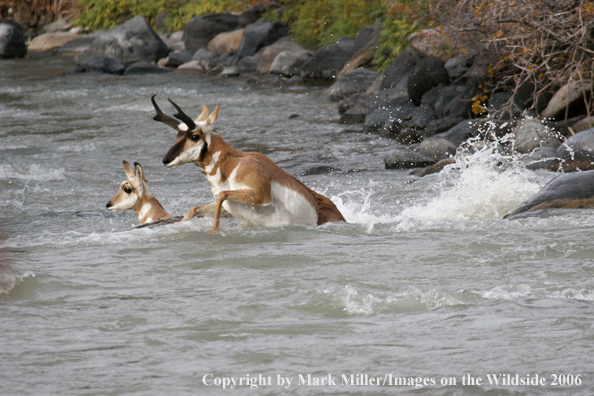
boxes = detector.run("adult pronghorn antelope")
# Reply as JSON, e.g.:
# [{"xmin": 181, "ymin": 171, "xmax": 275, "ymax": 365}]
[
  {"xmin": 151, "ymin": 95, "xmax": 346, "ymax": 232},
  {"xmin": 106, "ymin": 160, "xmax": 182, "ymax": 227}
]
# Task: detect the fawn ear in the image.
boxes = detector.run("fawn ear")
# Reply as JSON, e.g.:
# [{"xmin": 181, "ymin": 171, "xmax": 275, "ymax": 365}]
[
  {"xmin": 123, "ymin": 160, "xmax": 135, "ymax": 179},
  {"xmin": 205, "ymin": 104, "xmax": 220, "ymax": 126},
  {"xmin": 134, "ymin": 162, "xmax": 148, "ymax": 182},
  {"xmin": 195, "ymin": 105, "xmax": 209, "ymax": 123}
]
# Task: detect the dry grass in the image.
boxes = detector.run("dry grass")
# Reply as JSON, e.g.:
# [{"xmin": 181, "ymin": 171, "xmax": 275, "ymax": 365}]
[{"xmin": 435, "ymin": 0, "xmax": 594, "ymax": 118}]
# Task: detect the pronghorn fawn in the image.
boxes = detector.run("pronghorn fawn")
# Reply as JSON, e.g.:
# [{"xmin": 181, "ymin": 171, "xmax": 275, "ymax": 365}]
[
  {"xmin": 106, "ymin": 161, "xmax": 181, "ymax": 227},
  {"xmin": 151, "ymin": 95, "xmax": 345, "ymax": 233}
]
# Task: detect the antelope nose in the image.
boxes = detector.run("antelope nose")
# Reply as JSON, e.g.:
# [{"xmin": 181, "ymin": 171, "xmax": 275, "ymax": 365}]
[{"xmin": 162, "ymin": 157, "xmax": 171, "ymax": 165}]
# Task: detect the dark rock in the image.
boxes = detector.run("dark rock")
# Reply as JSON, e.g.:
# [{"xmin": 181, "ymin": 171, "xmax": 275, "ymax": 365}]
[
  {"xmin": 420, "ymin": 83, "xmax": 446, "ymax": 110},
  {"xmin": 417, "ymin": 137, "xmax": 457, "ymax": 161},
  {"xmin": 405, "ymin": 105, "xmax": 437, "ymax": 129},
  {"xmin": 412, "ymin": 157, "xmax": 457, "ymax": 177},
  {"xmin": 364, "ymin": 98, "xmax": 417, "ymax": 133},
  {"xmin": 166, "ymin": 50, "xmax": 195, "ymax": 67},
  {"xmin": 231, "ymin": 22, "xmax": 289, "ymax": 65},
  {"xmin": 505, "ymin": 169, "xmax": 594, "ymax": 218},
  {"xmin": 339, "ymin": 105, "xmax": 367, "ymax": 124},
  {"xmin": 434, "ymin": 76, "xmax": 480, "ymax": 119},
  {"xmin": 378, "ymin": 46, "xmax": 424, "ymax": 91},
  {"xmin": 338, "ymin": 93, "xmax": 369, "ymax": 114},
  {"xmin": 555, "ymin": 127, "xmax": 594, "ymax": 163},
  {"xmin": 394, "ymin": 128, "xmax": 423, "ymax": 144},
  {"xmin": 124, "ymin": 61, "xmax": 171, "ymax": 75},
  {"xmin": 73, "ymin": 56, "xmax": 125, "ymax": 74},
  {"xmin": 183, "ymin": 13, "xmax": 239, "ymax": 51},
  {"xmin": 301, "ymin": 166, "xmax": 339, "ymax": 176},
  {"xmin": 0, "ymin": 20, "xmax": 26, "ymax": 58},
  {"xmin": 407, "ymin": 57, "xmax": 449, "ymax": 106},
  {"xmin": 75, "ymin": 16, "xmax": 168, "ymax": 66},
  {"xmin": 422, "ymin": 116, "xmax": 466, "ymax": 138},
  {"xmin": 488, "ymin": 91, "xmax": 525, "ymax": 120},
  {"xmin": 237, "ymin": 5, "xmax": 268, "ymax": 27},
  {"xmin": 385, "ymin": 149, "xmax": 436, "ymax": 169},
  {"xmin": 320, "ymin": 68, "xmax": 378, "ymax": 102},
  {"xmin": 236, "ymin": 53, "xmax": 259, "ymax": 74},
  {"xmin": 300, "ymin": 37, "xmax": 356, "ymax": 82},
  {"xmin": 433, "ymin": 119, "xmax": 478, "ymax": 146}
]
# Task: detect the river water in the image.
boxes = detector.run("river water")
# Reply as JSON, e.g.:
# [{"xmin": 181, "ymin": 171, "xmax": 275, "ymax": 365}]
[{"xmin": 1, "ymin": 54, "xmax": 593, "ymax": 395}]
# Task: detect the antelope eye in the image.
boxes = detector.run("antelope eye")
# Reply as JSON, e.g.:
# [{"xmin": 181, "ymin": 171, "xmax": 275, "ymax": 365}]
[
  {"xmin": 190, "ymin": 134, "xmax": 200, "ymax": 142},
  {"xmin": 124, "ymin": 187, "xmax": 132, "ymax": 194}
]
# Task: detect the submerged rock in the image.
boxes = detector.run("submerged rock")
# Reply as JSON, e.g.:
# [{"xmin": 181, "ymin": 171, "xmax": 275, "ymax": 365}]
[
  {"xmin": 73, "ymin": 56, "xmax": 125, "ymax": 74},
  {"xmin": 385, "ymin": 149, "xmax": 436, "ymax": 169},
  {"xmin": 505, "ymin": 169, "xmax": 594, "ymax": 218}
]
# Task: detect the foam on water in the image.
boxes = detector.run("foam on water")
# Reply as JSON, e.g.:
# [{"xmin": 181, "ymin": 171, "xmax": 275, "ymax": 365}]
[
  {"xmin": 319, "ymin": 283, "xmax": 594, "ymax": 316},
  {"xmin": 0, "ymin": 164, "xmax": 65, "ymax": 181},
  {"xmin": 0, "ymin": 269, "xmax": 35, "ymax": 295}
]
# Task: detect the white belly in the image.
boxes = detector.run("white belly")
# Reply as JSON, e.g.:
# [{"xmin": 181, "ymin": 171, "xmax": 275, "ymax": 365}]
[
  {"xmin": 205, "ymin": 161, "xmax": 318, "ymax": 227},
  {"xmin": 222, "ymin": 182, "xmax": 317, "ymax": 227}
]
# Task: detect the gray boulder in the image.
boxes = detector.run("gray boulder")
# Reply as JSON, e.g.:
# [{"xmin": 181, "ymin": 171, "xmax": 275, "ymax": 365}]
[
  {"xmin": 385, "ymin": 149, "xmax": 436, "ymax": 169},
  {"xmin": 257, "ymin": 38, "xmax": 305, "ymax": 74},
  {"xmin": 407, "ymin": 57, "xmax": 449, "ymax": 105},
  {"xmin": 231, "ymin": 22, "xmax": 289, "ymax": 65},
  {"xmin": 377, "ymin": 46, "xmax": 423, "ymax": 92},
  {"xmin": 364, "ymin": 98, "xmax": 418, "ymax": 133},
  {"xmin": 58, "ymin": 35, "xmax": 98, "ymax": 55},
  {"xmin": 320, "ymin": 68, "xmax": 378, "ymax": 102},
  {"xmin": 433, "ymin": 119, "xmax": 478, "ymax": 146},
  {"xmin": 72, "ymin": 56, "xmax": 125, "ymax": 74},
  {"xmin": 158, "ymin": 50, "xmax": 195, "ymax": 68},
  {"xmin": 505, "ymin": 169, "xmax": 594, "ymax": 218},
  {"xmin": 183, "ymin": 13, "xmax": 239, "ymax": 51},
  {"xmin": 513, "ymin": 119, "xmax": 561, "ymax": 154},
  {"xmin": 553, "ymin": 127, "xmax": 594, "ymax": 172},
  {"xmin": 417, "ymin": 137, "xmax": 457, "ymax": 161},
  {"xmin": 269, "ymin": 48, "xmax": 312, "ymax": 77},
  {"xmin": 300, "ymin": 37, "xmax": 355, "ymax": 82},
  {"xmin": 0, "ymin": 20, "xmax": 26, "ymax": 58},
  {"xmin": 75, "ymin": 16, "xmax": 168, "ymax": 66}
]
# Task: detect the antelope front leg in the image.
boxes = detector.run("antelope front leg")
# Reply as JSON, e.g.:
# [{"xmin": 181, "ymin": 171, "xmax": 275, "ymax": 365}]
[
  {"xmin": 183, "ymin": 202, "xmax": 218, "ymax": 221},
  {"xmin": 212, "ymin": 189, "xmax": 271, "ymax": 233}
]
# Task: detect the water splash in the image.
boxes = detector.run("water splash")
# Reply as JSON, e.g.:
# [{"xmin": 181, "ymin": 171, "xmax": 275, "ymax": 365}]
[{"xmin": 401, "ymin": 135, "xmax": 546, "ymax": 222}]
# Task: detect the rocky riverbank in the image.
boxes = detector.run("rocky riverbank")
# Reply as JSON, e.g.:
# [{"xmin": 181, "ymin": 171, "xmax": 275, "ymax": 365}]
[{"xmin": 2, "ymin": 6, "xmax": 594, "ymax": 180}]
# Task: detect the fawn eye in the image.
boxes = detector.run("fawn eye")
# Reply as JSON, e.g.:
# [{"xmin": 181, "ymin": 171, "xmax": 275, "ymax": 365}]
[
  {"xmin": 124, "ymin": 187, "xmax": 132, "ymax": 194},
  {"xmin": 190, "ymin": 134, "xmax": 200, "ymax": 142}
]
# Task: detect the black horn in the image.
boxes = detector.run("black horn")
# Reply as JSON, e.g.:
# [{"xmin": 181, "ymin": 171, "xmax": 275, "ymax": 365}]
[
  {"xmin": 168, "ymin": 98, "xmax": 197, "ymax": 131},
  {"xmin": 151, "ymin": 94, "xmax": 182, "ymax": 131}
]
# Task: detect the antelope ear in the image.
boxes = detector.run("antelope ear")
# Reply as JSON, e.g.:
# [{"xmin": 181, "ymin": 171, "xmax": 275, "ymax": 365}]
[
  {"xmin": 206, "ymin": 104, "xmax": 220, "ymax": 126},
  {"xmin": 134, "ymin": 162, "xmax": 148, "ymax": 182},
  {"xmin": 195, "ymin": 105, "xmax": 209, "ymax": 123},
  {"xmin": 123, "ymin": 161, "xmax": 135, "ymax": 179}
]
